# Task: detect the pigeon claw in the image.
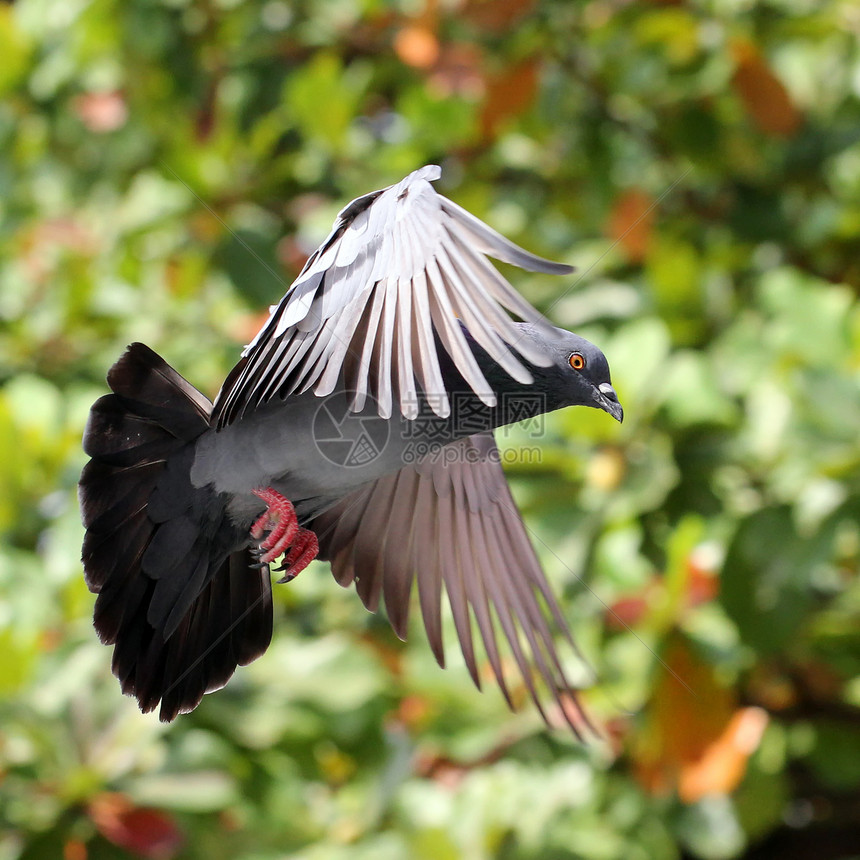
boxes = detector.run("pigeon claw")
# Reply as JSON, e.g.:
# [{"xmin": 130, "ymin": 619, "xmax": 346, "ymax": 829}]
[
  {"xmin": 274, "ymin": 527, "xmax": 319, "ymax": 583},
  {"xmin": 249, "ymin": 487, "xmax": 319, "ymax": 578},
  {"xmin": 251, "ymin": 486, "xmax": 300, "ymax": 565}
]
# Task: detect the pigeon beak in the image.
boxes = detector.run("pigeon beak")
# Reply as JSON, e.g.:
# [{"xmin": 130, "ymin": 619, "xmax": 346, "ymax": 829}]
[{"xmin": 596, "ymin": 382, "xmax": 624, "ymax": 423}]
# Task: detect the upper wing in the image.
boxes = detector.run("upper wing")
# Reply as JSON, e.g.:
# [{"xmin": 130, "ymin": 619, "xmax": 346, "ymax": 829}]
[
  {"xmin": 308, "ymin": 432, "xmax": 593, "ymax": 736},
  {"xmin": 212, "ymin": 165, "xmax": 573, "ymax": 427}
]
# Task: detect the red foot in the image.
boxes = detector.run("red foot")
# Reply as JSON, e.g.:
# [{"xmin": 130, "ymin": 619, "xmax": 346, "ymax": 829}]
[
  {"xmin": 274, "ymin": 527, "xmax": 319, "ymax": 583},
  {"xmin": 250, "ymin": 487, "xmax": 315, "ymax": 571}
]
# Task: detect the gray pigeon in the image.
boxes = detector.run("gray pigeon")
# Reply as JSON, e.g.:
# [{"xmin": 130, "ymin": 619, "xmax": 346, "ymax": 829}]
[{"xmin": 80, "ymin": 165, "xmax": 622, "ymax": 733}]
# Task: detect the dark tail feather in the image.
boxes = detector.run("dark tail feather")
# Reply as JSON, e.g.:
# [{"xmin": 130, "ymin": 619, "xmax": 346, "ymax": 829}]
[{"xmin": 80, "ymin": 343, "xmax": 272, "ymax": 721}]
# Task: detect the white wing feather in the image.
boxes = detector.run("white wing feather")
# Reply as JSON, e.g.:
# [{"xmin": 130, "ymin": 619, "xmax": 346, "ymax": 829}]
[{"xmin": 213, "ymin": 165, "xmax": 572, "ymax": 426}]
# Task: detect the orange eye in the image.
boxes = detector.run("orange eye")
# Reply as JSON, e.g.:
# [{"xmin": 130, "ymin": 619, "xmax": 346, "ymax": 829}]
[{"xmin": 569, "ymin": 352, "xmax": 586, "ymax": 370}]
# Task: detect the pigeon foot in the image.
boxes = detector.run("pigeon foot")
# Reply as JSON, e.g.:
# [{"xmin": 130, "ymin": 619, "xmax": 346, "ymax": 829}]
[
  {"xmin": 273, "ymin": 527, "xmax": 319, "ymax": 583},
  {"xmin": 250, "ymin": 487, "xmax": 316, "ymax": 573}
]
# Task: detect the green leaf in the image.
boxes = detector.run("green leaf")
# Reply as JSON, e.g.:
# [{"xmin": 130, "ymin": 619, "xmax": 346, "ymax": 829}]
[
  {"xmin": 284, "ymin": 52, "xmax": 369, "ymax": 153},
  {"xmin": 0, "ymin": 7, "xmax": 31, "ymax": 96},
  {"xmin": 720, "ymin": 506, "xmax": 839, "ymax": 654}
]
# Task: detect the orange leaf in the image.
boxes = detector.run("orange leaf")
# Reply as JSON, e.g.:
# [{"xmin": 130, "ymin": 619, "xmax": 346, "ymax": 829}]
[
  {"xmin": 394, "ymin": 24, "xmax": 440, "ymax": 69},
  {"xmin": 89, "ymin": 794, "xmax": 183, "ymax": 859},
  {"xmin": 731, "ymin": 39, "xmax": 802, "ymax": 137},
  {"xmin": 607, "ymin": 189, "xmax": 655, "ymax": 263},
  {"xmin": 679, "ymin": 706, "xmax": 769, "ymax": 803},
  {"xmin": 480, "ymin": 59, "xmax": 538, "ymax": 139},
  {"xmin": 632, "ymin": 637, "xmax": 765, "ymax": 801},
  {"xmin": 63, "ymin": 840, "xmax": 88, "ymax": 860},
  {"xmin": 394, "ymin": 693, "xmax": 434, "ymax": 730}
]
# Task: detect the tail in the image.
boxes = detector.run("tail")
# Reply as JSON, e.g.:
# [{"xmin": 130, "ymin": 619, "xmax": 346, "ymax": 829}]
[{"xmin": 80, "ymin": 343, "xmax": 272, "ymax": 721}]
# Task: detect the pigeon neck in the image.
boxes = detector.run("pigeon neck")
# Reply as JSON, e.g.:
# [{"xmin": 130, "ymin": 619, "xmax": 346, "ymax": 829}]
[
  {"xmin": 478, "ymin": 359, "xmax": 570, "ymax": 427},
  {"xmin": 431, "ymin": 332, "xmax": 569, "ymax": 438}
]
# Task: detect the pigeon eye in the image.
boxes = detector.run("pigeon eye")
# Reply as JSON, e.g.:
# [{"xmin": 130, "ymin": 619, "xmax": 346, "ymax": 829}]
[{"xmin": 569, "ymin": 353, "xmax": 586, "ymax": 371}]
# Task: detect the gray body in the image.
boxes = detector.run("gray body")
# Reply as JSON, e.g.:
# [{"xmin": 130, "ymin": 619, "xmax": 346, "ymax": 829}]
[{"xmin": 191, "ymin": 323, "xmax": 622, "ymax": 526}]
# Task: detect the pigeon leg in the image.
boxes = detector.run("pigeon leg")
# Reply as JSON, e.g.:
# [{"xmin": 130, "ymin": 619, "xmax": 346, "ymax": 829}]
[
  {"xmin": 273, "ymin": 528, "xmax": 319, "ymax": 583},
  {"xmin": 251, "ymin": 487, "xmax": 300, "ymax": 565}
]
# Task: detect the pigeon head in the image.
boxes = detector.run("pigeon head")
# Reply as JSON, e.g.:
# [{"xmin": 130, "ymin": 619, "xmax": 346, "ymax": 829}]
[{"xmin": 511, "ymin": 323, "xmax": 624, "ymax": 423}]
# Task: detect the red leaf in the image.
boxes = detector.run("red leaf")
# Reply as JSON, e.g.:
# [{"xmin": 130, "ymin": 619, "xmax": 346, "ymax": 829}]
[
  {"xmin": 605, "ymin": 595, "xmax": 651, "ymax": 630},
  {"xmin": 685, "ymin": 554, "xmax": 719, "ymax": 607},
  {"xmin": 89, "ymin": 794, "xmax": 183, "ymax": 859}
]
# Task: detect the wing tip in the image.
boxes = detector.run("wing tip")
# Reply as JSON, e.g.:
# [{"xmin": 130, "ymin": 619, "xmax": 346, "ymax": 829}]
[
  {"xmin": 415, "ymin": 164, "xmax": 442, "ymax": 183},
  {"xmin": 546, "ymin": 261, "xmax": 576, "ymax": 276}
]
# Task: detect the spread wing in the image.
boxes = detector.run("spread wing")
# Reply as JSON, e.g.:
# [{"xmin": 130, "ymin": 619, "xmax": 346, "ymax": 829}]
[
  {"xmin": 212, "ymin": 165, "xmax": 573, "ymax": 427},
  {"xmin": 308, "ymin": 433, "xmax": 593, "ymax": 736}
]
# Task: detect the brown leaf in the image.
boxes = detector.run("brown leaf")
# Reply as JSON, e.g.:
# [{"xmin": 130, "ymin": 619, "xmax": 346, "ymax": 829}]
[
  {"xmin": 731, "ymin": 39, "xmax": 802, "ymax": 137},
  {"xmin": 428, "ymin": 42, "xmax": 485, "ymax": 99},
  {"xmin": 480, "ymin": 59, "xmax": 538, "ymax": 139},
  {"xmin": 461, "ymin": 0, "xmax": 538, "ymax": 31},
  {"xmin": 607, "ymin": 189, "xmax": 655, "ymax": 263},
  {"xmin": 276, "ymin": 235, "xmax": 313, "ymax": 276},
  {"xmin": 415, "ymin": 751, "xmax": 469, "ymax": 789},
  {"xmin": 747, "ymin": 664, "xmax": 798, "ymax": 711}
]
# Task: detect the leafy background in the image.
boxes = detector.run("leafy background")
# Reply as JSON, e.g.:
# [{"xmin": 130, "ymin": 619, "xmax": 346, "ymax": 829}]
[{"xmin": 1, "ymin": 0, "xmax": 859, "ymax": 858}]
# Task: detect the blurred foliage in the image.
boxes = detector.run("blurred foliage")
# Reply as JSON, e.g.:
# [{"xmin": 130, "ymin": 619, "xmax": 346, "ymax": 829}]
[{"xmin": 1, "ymin": 0, "xmax": 860, "ymax": 858}]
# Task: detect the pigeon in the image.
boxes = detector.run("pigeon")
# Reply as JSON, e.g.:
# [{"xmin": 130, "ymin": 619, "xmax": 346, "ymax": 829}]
[{"xmin": 80, "ymin": 165, "xmax": 623, "ymax": 733}]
